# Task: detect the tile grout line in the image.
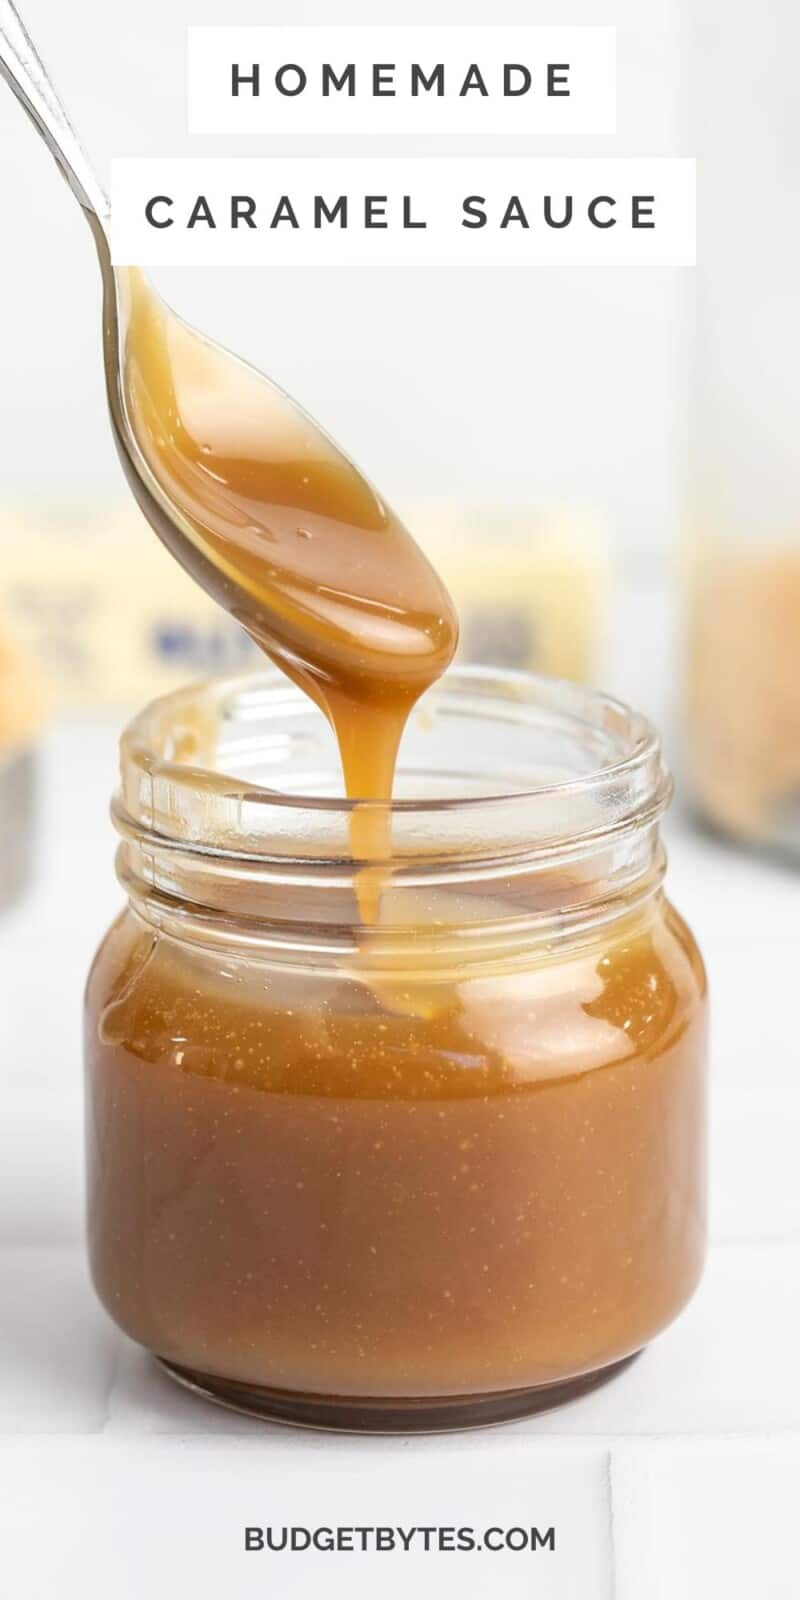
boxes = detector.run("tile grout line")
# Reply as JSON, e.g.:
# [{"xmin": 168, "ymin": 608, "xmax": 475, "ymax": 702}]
[
  {"xmin": 607, "ymin": 1443, "xmax": 663, "ymax": 1600},
  {"xmin": 3, "ymin": 1427, "xmax": 799, "ymax": 1447},
  {"xmin": 97, "ymin": 1332, "xmax": 124, "ymax": 1435},
  {"xmin": 604, "ymin": 1448, "xmax": 616, "ymax": 1600}
]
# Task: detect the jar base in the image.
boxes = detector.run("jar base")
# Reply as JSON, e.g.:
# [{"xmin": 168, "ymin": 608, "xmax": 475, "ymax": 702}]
[{"xmin": 156, "ymin": 1353, "xmax": 639, "ymax": 1434}]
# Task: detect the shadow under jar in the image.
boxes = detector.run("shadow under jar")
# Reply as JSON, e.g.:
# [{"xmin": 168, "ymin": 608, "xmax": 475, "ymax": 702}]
[{"xmin": 85, "ymin": 667, "xmax": 708, "ymax": 1432}]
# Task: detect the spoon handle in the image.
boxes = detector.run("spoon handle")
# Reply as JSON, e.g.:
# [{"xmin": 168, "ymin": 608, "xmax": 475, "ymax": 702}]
[{"xmin": 0, "ymin": 0, "xmax": 108, "ymax": 224}]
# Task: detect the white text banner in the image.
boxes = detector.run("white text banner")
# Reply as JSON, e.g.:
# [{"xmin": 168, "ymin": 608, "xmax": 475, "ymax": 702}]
[
  {"xmin": 111, "ymin": 158, "xmax": 696, "ymax": 268},
  {"xmin": 187, "ymin": 27, "xmax": 616, "ymax": 137}
]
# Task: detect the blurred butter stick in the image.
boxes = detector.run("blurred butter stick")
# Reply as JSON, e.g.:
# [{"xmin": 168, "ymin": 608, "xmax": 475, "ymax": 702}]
[
  {"xmin": 411, "ymin": 505, "xmax": 608, "ymax": 681},
  {"xmin": 0, "ymin": 502, "xmax": 607, "ymax": 711},
  {"xmin": 0, "ymin": 503, "xmax": 259, "ymax": 710}
]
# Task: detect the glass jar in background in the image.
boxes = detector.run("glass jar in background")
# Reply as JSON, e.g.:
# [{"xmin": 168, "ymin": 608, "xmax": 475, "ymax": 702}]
[
  {"xmin": 0, "ymin": 623, "xmax": 46, "ymax": 908},
  {"xmin": 85, "ymin": 668, "xmax": 707, "ymax": 1431},
  {"xmin": 687, "ymin": 4, "xmax": 800, "ymax": 855}
]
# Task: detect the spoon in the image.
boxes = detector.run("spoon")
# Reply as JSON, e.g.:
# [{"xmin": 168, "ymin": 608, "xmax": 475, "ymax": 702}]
[
  {"xmin": 0, "ymin": 0, "xmax": 456, "ymax": 713},
  {"xmin": 0, "ymin": 0, "xmax": 261, "ymax": 634},
  {"xmin": 0, "ymin": 6, "xmax": 210, "ymax": 594}
]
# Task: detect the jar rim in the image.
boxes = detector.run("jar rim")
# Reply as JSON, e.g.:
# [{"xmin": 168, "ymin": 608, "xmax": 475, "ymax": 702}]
[{"xmin": 115, "ymin": 665, "xmax": 671, "ymax": 869}]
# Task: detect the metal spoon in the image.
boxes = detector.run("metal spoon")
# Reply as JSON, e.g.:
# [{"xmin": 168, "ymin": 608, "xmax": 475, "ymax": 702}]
[
  {"xmin": 0, "ymin": 0, "xmax": 264, "ymax": 618},
  {"xmin": 0, "ymin": 1, "xmax": 457, "ymax": 725}
]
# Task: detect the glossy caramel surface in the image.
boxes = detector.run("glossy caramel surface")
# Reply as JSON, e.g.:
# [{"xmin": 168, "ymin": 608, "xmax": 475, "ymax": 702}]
[
  {"xmin": 86, "ymin": 896, "xmax": 707, "ymax": 1398},
  {"xmin": 121, "ymin": 271, "xmax": 458, "ymax": 824}
]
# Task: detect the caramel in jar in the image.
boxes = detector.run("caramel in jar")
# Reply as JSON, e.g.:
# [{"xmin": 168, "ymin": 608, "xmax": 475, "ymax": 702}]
[
  {"xmin": 87, "ymin": 885, "xmax": 706, "ymax": 1419},
  {"xmin": 86, "ymin": 667, "xmax": 707, "ymax": 1429}
]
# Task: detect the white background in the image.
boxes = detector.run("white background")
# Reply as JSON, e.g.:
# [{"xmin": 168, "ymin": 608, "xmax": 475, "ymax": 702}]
[{"xmin": 1, "ymin": 4, "xmax": 799, "ymax": 1598}]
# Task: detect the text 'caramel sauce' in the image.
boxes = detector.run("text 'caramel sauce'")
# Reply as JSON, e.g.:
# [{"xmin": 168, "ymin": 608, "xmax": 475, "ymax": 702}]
[{"xmin": 121, "ymin": 269, "xmax": 457, "ymax": 904}]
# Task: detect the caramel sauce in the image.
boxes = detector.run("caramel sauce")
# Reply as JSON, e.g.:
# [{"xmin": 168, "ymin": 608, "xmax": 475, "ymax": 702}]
[
  {"xmin": 84, "ymin": 274, "xmax": 707, "ymax": 1421},
  {"xmin": 120, "ymin": 271, "xmax": 457, "ymax": 909},
  {"xmin": 87, "ymin": 898, "xmax": 706, "ymax": 1401}
]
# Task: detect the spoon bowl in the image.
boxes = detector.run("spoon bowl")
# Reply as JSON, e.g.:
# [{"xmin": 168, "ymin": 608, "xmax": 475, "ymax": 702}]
[{"xmin": 0, "ymin": 1, "xmax": 457, "ymax": 712}]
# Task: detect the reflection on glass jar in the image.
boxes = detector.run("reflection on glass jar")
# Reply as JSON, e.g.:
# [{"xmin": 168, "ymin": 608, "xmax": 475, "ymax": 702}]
[{"xmin": 85, "ymin": 668, "xmax": 708, "ymax": 1430}]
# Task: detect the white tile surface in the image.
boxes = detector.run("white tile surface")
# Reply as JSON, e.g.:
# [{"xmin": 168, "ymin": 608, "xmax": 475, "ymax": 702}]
[
  {"xmin": 712, "ymin": 1090, "xmax": 800, "ymax": 1243},
  {"xmin": 646, "ymin": 1441, "xmax": 800, "ymax": 1600},
  {"xmin": 703, "ymin": 943, "xmax": 800, "ymax": 1091},
  {"xmin": 0, "ymin": 1435, "xmax": 612, "ymax": 1600},
  {"xmin": 0, "ymin": 1246, "xmax": 118, "ymax": 1434},
  {"xmin": 0, "ymin": 1090, "xmax": 84, "ymax": 1242}
]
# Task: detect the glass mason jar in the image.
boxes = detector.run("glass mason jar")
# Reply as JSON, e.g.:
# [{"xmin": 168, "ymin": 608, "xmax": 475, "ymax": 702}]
[
  {"xmin": 85, "ymin": 667, "xmax": 708, "ymax": 1431},
  {"xmin": 687, "ymin": 3, "xmax": 800, "ymax": 856}
]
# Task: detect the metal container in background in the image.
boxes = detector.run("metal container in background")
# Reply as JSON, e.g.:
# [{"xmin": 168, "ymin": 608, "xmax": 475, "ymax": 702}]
[
  {"xmin": 0, "ymin": 745, "xmax": 35, "ymax": 908},
  {"xmin": 687, "ymin": 2, "xmax": 800, "ymax": 857}
]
